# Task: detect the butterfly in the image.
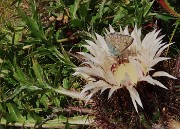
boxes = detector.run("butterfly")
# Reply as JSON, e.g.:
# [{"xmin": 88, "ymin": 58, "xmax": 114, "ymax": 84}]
[{"xmin": 105, "ymin": 32, "xmax": 134, "ymax": 57}]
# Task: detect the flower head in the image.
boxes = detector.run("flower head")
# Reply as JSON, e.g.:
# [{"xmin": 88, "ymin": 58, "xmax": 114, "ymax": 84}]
[{"xmin": 74, "ymin": 25, "xmax": 176, "ymax": 112}]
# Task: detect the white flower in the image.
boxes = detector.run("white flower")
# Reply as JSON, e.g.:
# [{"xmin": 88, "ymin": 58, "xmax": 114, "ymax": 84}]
[{"xmin": 74, "ymin": 25, "xmax": 176, "ymax": 112}]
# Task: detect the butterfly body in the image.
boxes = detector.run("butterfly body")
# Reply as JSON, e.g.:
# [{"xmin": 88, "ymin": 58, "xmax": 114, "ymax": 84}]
[{"xmin": 105, "ymin": 32, "xmax": 134, "ymax": 56}]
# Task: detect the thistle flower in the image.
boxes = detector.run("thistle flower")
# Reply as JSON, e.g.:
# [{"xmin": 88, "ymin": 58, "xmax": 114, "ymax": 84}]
[{"xmin": 74, "ymin": 25, "xmax": 176, "ymax": 112}]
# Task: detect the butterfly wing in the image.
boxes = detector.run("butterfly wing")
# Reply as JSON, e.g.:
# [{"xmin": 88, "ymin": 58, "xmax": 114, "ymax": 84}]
[
  {"xmin": 105, "ymin": 33, "xmax": 134, "ymax": 56},
  {"xmin": 115, "ymin": 34, "xmax": 134, "ymax": 52}
]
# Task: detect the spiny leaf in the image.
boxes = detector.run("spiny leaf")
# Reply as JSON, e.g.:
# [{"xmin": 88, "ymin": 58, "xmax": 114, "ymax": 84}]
[
  {"xmin": 32, "ymin": 59, "xmax": 46, "ymax": 87},
  {"xmin": 16, "ymin": 7, "xmax": 47, "ymax": 41},
  {"xmin": 6, "ymin": 103, "xmax": 26, "ymax": 123},
  {"xmin": 69, "ymin": 0, "xmax": 81, "ymax": 20},
  {"xmin": 13, "ymin": 64, "xmax": 30, "ymax": 85},
  {"xmin": 143, "ymin": 1, "xmax": 154, "ymax": 17},
  {"xmin": 1, "ymin": 86, "xmax": 42, "ymax": 102},
  {"xmin": 98, "ymin": 0, "xmax": 106, "ymax": 19}
]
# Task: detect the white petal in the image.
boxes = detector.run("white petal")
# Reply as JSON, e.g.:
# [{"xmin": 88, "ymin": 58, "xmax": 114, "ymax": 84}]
[
  {"xmin": 81, "ymin": 82, "xmax": 98, "ymax": 94},
  {"xmin": 82, "ymin": 80, "xmax": 112, "ymax": 94},
  {"xmin": 140, "ymin": 75, "xmax": 155, "ymax": 85},
  {"xmin": 142, "ymin": 32, "xmax": 151, "ymax": 48},
  {"xmin": 155, "ymin": 43, "xmax": 174, "ymax": 57},
  {"xmin": 152, "ymin": 79, "xmax": 168, "ymax": 89},
  {"xmin": 85, "ymin": 88, "xmax": 101, "ymax": 105},
  {"xmin": 150, "ymin": 57, "xmax": 170, "ymax": 67},
  {"xmin": 147, "ymin": 68, "xmax": 154, "ymax": 72},
  {"xmin": 78, "ymin": 52, "xmax": 98, "ymax": 64},
  {"xmin": 124, "ymin": 26, "xmax": 129, "ymax": 35},
  {"xmin": 108, "ymin": 86, "xmax": 121, "ymax": 99},
  {"xmin": 149, "ymin": 42, "xmax": 165, "ymax": 58},
  {"xmin": 73, "ymin": 72, "xmax": 95, "ymax": 81},
  {"xmin": 154, "ymin": 29, "xmax": 161, "ymax": 39},
  {"xmin": 105, "ymin": 28, "xmax": 110, "ymax": 34},
  {"xmin": 119, "ymin": 26, "xmax": 124, "ymax": 34},
  {"xmin": 83, "ymin": 45, "xmax": 95, "ymax": 55},
  {"xmin": 131, "ymin": 29, "xmax": 142, "ymax": 47},
  {"xmin": 137, "ymin": 27, "xmax": 142, "ymax": 37},
  {"xmin": 82, "ymin": 45, "xmax": 90, "ymax": 48},
  {"xmin": 127, "ymin": 86, "xmax": 143, "ymax": 112},
  {"xmin": 152, "ymin": 71, "xmax": 176, "ymax": 79},
  {"xmin": 152, "ymin": 35, "xmax": 165, "ymax": 47},
  {"xmin": 109, "ymin": 24, "xmax": 115, "ymax": 32},
  {"xmin": 75, "ymin": 67, "xmax": 103, "ymax": 78},
  {"xmin": 131, "ymin": 96, "xmax": 138, "ymax": 113},
  {"xmin": 85, "ymin": 40, "xmax": 98, "ymax": 53},
  {"xmin": 155, "ymin": 34, "xmax": 165, "ymax": 44},
  {"xmin": 141, "ymin": 75, "xmax": 168, "ymax": 89},
  {"xmin": 85, "ymin": 40, "xmax": 96, "ymax": 47},
  {"xmin": 125, "ymin": 72, "xmax": 131, "ymax": 83},
  {"xmin": 73, "ymin": 71, "xmax": 80, "ymax": 76},
  {"xmin": 135, "ymin": 54, "xmax": 149, "ymax": 67},
  {"xmin": 129, "ymin": 57, "xmax": 144, "ymax": 78},
  {"xmin": 151, "ymin": 29, "xmax": 157, "ymax": 36},
  {"xmin": 131, "ymin": 87, "xmax": 143, "ymax": 108},
  {"xmin": 75, "ymin": 67, "xmax": 92, "ymax": 74},
  {"xmin": 89, "ymin": 65, "xmax": 107, "ymax": 78},
  {"xmin": 100, "ymin": 85, "xmax": 111, "ymax": 94},
  {"xmin": 144, "ymin": 30, "xmax": 158, "ymax": 49},
  {"xmin": 95, "ymin": 33, "xmax": 110, "ymax": 53}
]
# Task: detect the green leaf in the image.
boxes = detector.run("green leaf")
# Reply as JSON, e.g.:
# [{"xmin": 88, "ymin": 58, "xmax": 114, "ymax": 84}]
[
  {"xmin": 6, "ymin": 103, "xmax": 25, "ymax": 123},
  {"xmin": 40, "ymin": 94, "xmax": 49, "ymax": 110},
  {"xmin": 2, "ymin": 86, "xmax": 42, "ymax": 102},
  {"xmin": 28, "ymin": 111, "xmax": 42, "ymax": 124},
  {"xmin": 29, "ymin": 0, "xmax": 37, "ymax": 19},
  {"xmin": 13, "ymin": 64, "xmax": 30, "ymax": 85},
  {"xmin": 79, "ymin": 1, "xmax": 89, "ymax": 20},
  {"xmin": 113, "ymin": 7, "xmax": 127, "ymax": 23},
  {"xmin": 4, "ymin": 77, "xmax": 18, "ymax": 85},
  {"xmin": 32, "ymin": 59, "xmax": 46, "ymax": 87},
  {"xmin": 0, "ymin": 104, "xmax": 4, "ymax": 112},
  {"xmin": 98, "ymin": 0, "xmax": 106, "ymax": 19},
  {"xmin": 16, "ymin": 7, "xmax": 47, "ymax": 42},
  {"xmin": 143, "ymin": 1, "xmax": 154, "ymax": 17},
  {"xmin": 60, "ymin": 44, "xmax": 75, "ymax": 67},
  {"xmin": 154, "ymin": 13, "xmax": 176, "ymax": 20},
  {"xmin": 57, "ymin": 0, "xmax": 65, "ymax": 7},
  {"xmin": 69, "ymin": 0, "xmax": 81, "ymax": 20},
  {"xmin": 71, "ymin": 19, "xmax": 84, "ymax": 28},
  {"xmin": 63, "ymin": 78, "xmax": 69, "ymax": 89},
  {"xmin": 16, "ymin": 7, "xmax": 38, "ymax": 29},
  {"xmin": 0, "ymin": 32, "xmax": 7, "ymax": 40},
  {"xmin": 49, "ymin": 47, "xmax": 76, "ymax": 68}
]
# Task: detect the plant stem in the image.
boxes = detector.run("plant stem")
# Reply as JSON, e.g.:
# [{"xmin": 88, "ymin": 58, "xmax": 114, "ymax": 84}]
[
  {"xmin": 157, "ymin": 0, "xmax": 180, "ymax": 17},
  {"xmin": 57, "ymin": 37, "xmax": 76, "ymax": 43},
  {"xmin": 165, "ymin": 21, "xmax": 179, "ymax": 56},
  {"xmin": 0, "ymin": 115, "xmax": 94, "ymax": 128}
]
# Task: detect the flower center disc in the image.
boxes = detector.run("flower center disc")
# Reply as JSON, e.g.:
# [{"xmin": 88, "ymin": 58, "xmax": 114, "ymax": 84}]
[{"xmin": 113, "ymin": 63, "xmax": 138, "ymax": 86}]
